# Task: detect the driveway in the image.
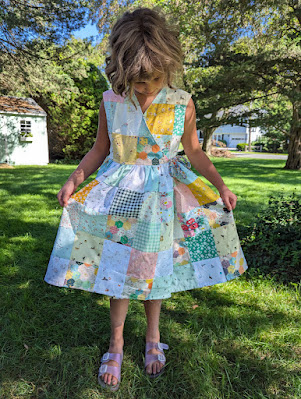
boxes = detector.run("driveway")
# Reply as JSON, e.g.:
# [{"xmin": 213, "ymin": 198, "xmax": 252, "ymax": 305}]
[{"xmin": 233, "ymin": 153, "xmax": 288, "ymax": 160}]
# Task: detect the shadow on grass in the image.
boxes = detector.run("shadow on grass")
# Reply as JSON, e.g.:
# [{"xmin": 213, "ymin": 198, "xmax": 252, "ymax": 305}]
[{"xmin": 0, "ymin": 163, "xmax": 300, "ymax": 398}]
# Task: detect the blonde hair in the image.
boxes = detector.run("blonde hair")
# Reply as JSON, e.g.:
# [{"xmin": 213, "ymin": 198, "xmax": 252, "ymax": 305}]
[{"xmin": 105, "ymin": 7, "xmax": 183, "ymax": 105}]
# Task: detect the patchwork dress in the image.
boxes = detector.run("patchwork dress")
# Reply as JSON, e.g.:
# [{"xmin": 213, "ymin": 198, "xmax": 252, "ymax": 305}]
[{"xmin": 44, "ymin": 86, "xmax": 248, "ymax": 300}]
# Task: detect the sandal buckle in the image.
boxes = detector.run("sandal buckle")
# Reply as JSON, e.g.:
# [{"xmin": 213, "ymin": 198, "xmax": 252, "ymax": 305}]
[
  {"xmin": 99, "ymin": 364, "xmax": 107, "ymax": 373},
  {"xmin": 158, "ymin": 354, "xmax": 165, "ymax": 362},
  {"xmin": 158, "ymin": 342, "xmax": 168, "ymax": 350},
  {"xmin": 102, "ymin": 352, "xmax": 109, "ymax": 361}
]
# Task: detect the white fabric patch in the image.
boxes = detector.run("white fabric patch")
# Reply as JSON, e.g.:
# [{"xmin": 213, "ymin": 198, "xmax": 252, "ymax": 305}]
[
  {"xmin": 118, "ymin": 165, "xmax": 146, "ymax": 193},
  {"xmin": 155, "ymin": 248, "xmax": 173, "ymax": 277},
  {"xmin": 44, "ymin": 255, "xmax": 69, "ymax": 286},
  {"xmin": 84, "ymin": 182, "xmax": 118, "ymax": 214},
  {"xmin": 192, "ymin": 257, "xmax": 226, "ymax": 286},
  {"xmin": 112, "ymin": 103, "xmax": 143, "ymax": 136},
  {"xmin": 94, "ymin": 240, "xmax": 132, "ymax": 297}
]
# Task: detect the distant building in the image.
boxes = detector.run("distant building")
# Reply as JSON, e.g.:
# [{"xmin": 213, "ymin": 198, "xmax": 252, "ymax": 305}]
[
  {"xmin": 200, "ymin": 104, "xmax": 265, "ymax": 148},
  {"xmin": 0, "ymin": 96, "xmax": 49, "ymax": 165},
  {"xmin": 212, "ymin": 125, "xmax": 263, "ymax": 147}
]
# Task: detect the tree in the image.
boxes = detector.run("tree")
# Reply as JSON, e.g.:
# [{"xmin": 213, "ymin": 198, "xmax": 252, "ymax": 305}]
[
  {"xmin": 150, "ymin": 0, "xmax": 301, "ymax": 169},
  {"xmin": 0, "ymin": 0, "xmax": 97, "ymax": 92},
  {"xmin": 31, "ymin": 38, "xmax": 109, "ymax": 159}
]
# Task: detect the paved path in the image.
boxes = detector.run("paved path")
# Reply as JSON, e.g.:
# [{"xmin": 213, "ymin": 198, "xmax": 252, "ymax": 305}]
[{"xmin": 233, "ymin": 153, "xmax": 288, "ymax": 160}]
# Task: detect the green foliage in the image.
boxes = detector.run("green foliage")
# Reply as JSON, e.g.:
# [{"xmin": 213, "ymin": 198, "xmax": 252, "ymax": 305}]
[
  {"xmin": 237, "ymin": 143, "xmax": 248, "ymax": 151},
  {"xmin": 253, "ymin": 135, "xmax": 286, "ymax": 153},
  {"xmin": 0, "ymin": 0, "xmax": 93, "ymax": 58},
  {"xmin": 151, "ymin": 0, "xmax": 301, "ymax": 168},
  {"xmin": 242, "ymin": 192, "xmax": 301, "ymax": 284},
  {"xmin": 51, "ymin": 158, "xmax": 81, "ymax": 165},
  {"xmin": 48, "ymin": 60, "xmax": 109, "ymax": 159},
  {"xmin": 2, "ymin": 36, "xmax": 109, "ymax": 159}
]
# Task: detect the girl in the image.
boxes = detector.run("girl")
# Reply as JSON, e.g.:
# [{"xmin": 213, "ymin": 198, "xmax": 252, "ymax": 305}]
[{"xmin": 44, "ymin": 7, "xmax": 248, "ymax": 392}]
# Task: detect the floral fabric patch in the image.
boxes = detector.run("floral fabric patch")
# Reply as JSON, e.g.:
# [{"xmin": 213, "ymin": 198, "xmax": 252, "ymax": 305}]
[
  {"xmin": 105, "ymin": 214, "xmax": 137, "ymax": 247},
  {"xmin": 184, "ymin": 230, "xmax": 219, "ymax": 262},
  {"xmin": 71, "ymin": 179, "xmax": 99, "ymax": 205},
  {"xmin": 145, "ymin": 104, "xmax": 175, "ymax": 135},
  {"xmin": 44, "ymin": 86, "xmax": 248, "ymax": 300}
]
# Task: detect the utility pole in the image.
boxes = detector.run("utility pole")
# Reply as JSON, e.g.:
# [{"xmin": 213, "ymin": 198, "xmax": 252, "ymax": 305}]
[{"xmin": 248, "ymin": 124, "xmax": 252, "ymax": 152}]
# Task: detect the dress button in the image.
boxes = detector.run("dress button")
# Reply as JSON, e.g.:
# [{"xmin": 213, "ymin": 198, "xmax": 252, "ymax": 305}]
[{"xmin": 152, "ymin": 158, "xmax": 159, "ymax": 165}]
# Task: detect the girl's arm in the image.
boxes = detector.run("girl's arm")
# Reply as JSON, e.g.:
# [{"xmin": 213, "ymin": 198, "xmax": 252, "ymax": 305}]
[
  {"xmin": 57, "ymin": 100, "xmax": 110, "ymax": 207},
  {"xmin": 181, "ymin": 98, "xmax": 237, "ymax": 211}
]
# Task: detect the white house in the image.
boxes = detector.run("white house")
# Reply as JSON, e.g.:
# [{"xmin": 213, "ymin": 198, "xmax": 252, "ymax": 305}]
[
  {"xmin": 212, "ymin": 125, "xmax": 263, "ymax": 147},
  {"xmin": 0, "ymin": 96, "xmax": 49, "ymax": 165},
  {"xmin": 201, "ymin": 104, "xmax": 265, "ymax": 148}
]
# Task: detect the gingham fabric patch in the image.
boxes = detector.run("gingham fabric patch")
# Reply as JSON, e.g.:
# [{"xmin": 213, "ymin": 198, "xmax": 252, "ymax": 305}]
[
  {"xmin": 45, "ymin": 86, "xmax": 248, "ymax": 300},
  {"xmin": 109, "ymin": 188, "xmax": 144, "ymax": 218}
]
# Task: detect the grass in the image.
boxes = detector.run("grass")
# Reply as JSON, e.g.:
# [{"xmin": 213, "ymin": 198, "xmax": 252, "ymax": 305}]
[{"xmin": 0, "ymin": 159, "xmax": 300, "ymax": 399}]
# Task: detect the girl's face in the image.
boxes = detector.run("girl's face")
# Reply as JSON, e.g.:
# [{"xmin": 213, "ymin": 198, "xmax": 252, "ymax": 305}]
[{"xmin": 133, "ymin": 73, "xmax": 166, "ymax": 97}]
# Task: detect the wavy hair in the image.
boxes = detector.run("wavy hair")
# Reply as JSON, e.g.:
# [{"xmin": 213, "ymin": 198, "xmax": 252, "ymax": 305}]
[{"xmin": 105, "ymin": 7, "xmax": 183, "ymax": 106}]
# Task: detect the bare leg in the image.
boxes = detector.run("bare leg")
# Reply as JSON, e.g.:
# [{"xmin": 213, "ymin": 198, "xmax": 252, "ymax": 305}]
[
  {"xmin": 143, "ymin": 299, "xmax": 164, "ymax": 375},
  {"xmin": 100, "ymin": 298, "xmax": 129, "ymax": 386}
]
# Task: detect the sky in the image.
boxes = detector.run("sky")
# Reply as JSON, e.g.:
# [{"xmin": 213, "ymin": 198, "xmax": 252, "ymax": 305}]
[{"xmin": 72, "ymin": 22, "xmax": 101, "ymax": 43}]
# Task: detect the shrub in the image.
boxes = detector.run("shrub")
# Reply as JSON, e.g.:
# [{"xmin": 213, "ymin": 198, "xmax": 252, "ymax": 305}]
[
  {"xmin": 237, "ymin": 143, "xmax": 248, "ymax": 151},
  {"xmin": 50, "ymin": 158, "xmax": 81, "ymax": 165},
  {"xmin": 241, "ymin": 192, "xmax": 301, "ymax": 284}
]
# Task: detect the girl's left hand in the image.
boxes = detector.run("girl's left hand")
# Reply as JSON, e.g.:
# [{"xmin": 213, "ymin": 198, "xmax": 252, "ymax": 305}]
[{"xmin": 218, "ymin": 187, "xmax": 237, "ymax": 211}]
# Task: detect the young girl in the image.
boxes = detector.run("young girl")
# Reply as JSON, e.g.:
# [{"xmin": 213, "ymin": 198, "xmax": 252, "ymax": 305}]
[{"xmin": 44, "ymin": 7, "xmax": 248, "ymax": 391}]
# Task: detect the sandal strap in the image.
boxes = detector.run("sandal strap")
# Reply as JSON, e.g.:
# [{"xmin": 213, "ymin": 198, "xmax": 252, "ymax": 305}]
[
  {"xmin": 145, "ymin": 353, "xmax": 166, "ymax": 368},
  {"xmin": 145, "ymin": 342, "xmax": 169, "ymax": 352},
  {"xmin": 98, "ymin": 351, "xmax": 123, "ymax": 383},
  {"xmin": 98, "ymin": 364, "xmax": 121, "ymax": 382},
  {"xmin": 101, "ymin": 351, "xmax": 123, "ymax": 365},
  {"xmin": 145, "ymin": 342, "xmax": 168, "ymax": 369}
]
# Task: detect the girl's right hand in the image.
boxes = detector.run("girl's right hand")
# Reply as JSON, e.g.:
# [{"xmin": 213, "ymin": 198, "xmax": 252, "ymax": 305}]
[{"xmin": 57, "ymin": 180, "xmax": 76, "ymax": 207}]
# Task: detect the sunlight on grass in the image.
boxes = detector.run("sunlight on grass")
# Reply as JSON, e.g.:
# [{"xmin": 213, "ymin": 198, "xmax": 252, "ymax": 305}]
[
  {"xmin": 0, "ymin": 162, "xmax": 300, "ymax": 399},
  {"xmin": 48, "ymin": 344, "xmax": 62, "ymax": 360}
]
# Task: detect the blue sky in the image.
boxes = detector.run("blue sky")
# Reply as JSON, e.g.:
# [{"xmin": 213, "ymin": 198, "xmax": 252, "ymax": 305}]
[{"xmin": 72, "ymin": 22, "xmax": 101, "ymax": 43}]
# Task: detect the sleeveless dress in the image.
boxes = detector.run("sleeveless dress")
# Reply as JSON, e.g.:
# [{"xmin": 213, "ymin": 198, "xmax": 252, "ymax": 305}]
[{"xmin": 44, "ymin": 86, "xmax": 248, "ymax": 300}]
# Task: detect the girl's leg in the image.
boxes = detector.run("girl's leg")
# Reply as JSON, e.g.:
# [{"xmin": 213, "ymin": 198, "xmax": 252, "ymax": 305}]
[
  {"xmin": 143, "ymin": 299, "xmax": 163, "ymax": 375},
  {"xmin": 101, "ymin": 298, "xmax": 129, "ymax": 386}
]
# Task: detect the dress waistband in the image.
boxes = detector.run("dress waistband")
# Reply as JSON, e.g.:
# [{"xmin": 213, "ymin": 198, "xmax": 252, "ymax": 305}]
[{"xmin": 107, "ymin": 154, "xmax": 191, "ymax": 169}]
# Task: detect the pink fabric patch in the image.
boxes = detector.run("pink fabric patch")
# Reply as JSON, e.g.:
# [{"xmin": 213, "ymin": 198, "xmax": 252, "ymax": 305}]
[
  {"xmin": 127, "ymin": 248, "xmax": 158, "ymax": 279},
  {"xmin": 103, "ymin": 89, "xmax": 125, "ymax": 103},
  {"xmin": 174, "ymin": 181, "xmax": 199, "ymax": 213}
]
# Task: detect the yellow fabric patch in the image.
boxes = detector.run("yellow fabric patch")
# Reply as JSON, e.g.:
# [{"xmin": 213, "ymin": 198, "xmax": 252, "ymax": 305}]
[
  {"xmin": 211, "ymin": 222, "xmax": 240, "ymax": 257},
  {"xmin": 70, "ymin": 231, "xmax": 105, "ymax": 265},
  {"xmin": 112, "ymin": 133, "xmax": 138, "ymax": 163},
  {"xmin": 72, "ymin": 179, "xmax": 99, "ymax": 204},
  {"xmin": 145, "ymin": 104, "xmax": 175, "ymax": 135},
  {"xmin": 187, "ymin": 177, "xmax": 220, "ymax": 206}
]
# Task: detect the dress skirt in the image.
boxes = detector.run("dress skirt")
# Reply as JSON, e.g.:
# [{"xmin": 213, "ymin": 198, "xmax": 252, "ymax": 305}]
[{"xmin": 44, "ymin": 154, "xmax": 248, "ymax": 300}]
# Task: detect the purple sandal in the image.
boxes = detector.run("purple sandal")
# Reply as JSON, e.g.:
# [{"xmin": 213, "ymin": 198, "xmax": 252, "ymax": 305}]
[
  {"xmin": 144, "ymin": 342, "xmax": 169, "ymax": 378},
  {"xmin": 98, "ymin": 351, "xmax": 123, "ymax": 391}
]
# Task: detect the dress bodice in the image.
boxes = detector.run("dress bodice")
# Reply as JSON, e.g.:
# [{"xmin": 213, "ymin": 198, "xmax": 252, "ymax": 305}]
[{"xmin": 103, "ymin": 86, "xmax": 192, "ymax": 166}]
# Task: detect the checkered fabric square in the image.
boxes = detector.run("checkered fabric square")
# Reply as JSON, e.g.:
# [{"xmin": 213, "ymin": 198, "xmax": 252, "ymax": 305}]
[
  {"xmin": 109, "ymin": 188, "xmax": 144, "ymax": 218},
  {"xmin": 132, "ymin": 221, "xmax": 161, "ymax": 252}
]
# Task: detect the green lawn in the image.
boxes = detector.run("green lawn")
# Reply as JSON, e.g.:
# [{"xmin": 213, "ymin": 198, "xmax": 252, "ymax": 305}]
[{"xmin": 0, "ymin": 160, "xmax": 300, "ymax": 399}]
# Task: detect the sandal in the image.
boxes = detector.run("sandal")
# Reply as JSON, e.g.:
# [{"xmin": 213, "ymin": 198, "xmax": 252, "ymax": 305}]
[
  {"xmin": 98, "ymin": 351, "xmax": 123, "ymax": 391},
  {"xmin": 144, "ymin": 342, "xmax": 169, "ymax": 378}
]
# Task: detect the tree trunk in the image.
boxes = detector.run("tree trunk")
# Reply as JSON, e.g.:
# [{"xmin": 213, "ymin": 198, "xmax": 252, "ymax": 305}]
[
  {"xmin": 284, "ymin": 126, "xmax": 301, "ymax": 170},
  {"xmin": 284, "ymin": 99, "xmax": 301, "ymax": 170},
  {"xmin": 202, "ymin": 127, "xmax": 216, "ymax": 155}
]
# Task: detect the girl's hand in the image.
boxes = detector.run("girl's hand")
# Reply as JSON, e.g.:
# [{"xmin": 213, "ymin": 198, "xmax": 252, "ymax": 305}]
[
  {"xmin": 218, "ymin": 186, "xmax": 237, "ymax": 211},
  {"xmin": 57, "ymin": 180, "xmax": 76, "ymax": 207}
]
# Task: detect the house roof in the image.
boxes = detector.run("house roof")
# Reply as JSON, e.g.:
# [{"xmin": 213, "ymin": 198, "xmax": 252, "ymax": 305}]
[{"xmin": 0, "ymin": 96, "xmax": 47, "ymax": 116}]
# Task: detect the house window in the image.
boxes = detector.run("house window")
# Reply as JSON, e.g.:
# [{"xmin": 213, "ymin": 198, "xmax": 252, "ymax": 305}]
[{"xmin": 20, "ymin": 120, "xmax": 31, "ymax": 136}]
